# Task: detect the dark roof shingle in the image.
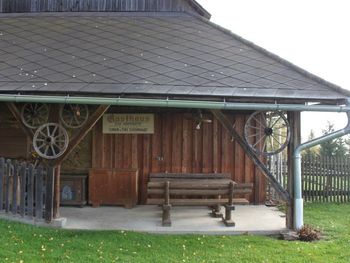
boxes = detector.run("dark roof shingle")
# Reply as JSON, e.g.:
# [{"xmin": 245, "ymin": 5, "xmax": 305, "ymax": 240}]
[{"xmin": 0, "ymin": 12, "xmax": 348, "ymax": 102}]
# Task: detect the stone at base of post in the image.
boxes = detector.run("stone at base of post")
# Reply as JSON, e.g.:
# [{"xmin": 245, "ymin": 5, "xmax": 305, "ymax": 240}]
[
  {"xmin": 222, "ymin": 204, "xmax": 235, "ymax": 227},
  {"xmin": 210, "ymin": 204, "xmax": 223, "ymax": 218},
  {"xmin": 162, "ymin": 204, "xmax": 172, "ymax": 226}
]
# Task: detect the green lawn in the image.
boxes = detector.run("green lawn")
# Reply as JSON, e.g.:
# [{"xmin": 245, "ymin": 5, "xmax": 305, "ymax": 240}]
[{"xmin": 1, "ymin": 203, "xmax": 349, "ymax": 263}]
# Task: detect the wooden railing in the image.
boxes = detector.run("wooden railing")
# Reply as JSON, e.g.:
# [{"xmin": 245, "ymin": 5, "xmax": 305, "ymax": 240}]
[{"xmin": 0, "ymin": 158, "xmax": 55, "ymax": 222}]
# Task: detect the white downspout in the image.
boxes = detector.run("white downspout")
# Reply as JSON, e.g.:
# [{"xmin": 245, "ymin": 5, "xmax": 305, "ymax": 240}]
[{"xmin": 293, "ymin": 110, "xmax": 350, "ymax": 230}]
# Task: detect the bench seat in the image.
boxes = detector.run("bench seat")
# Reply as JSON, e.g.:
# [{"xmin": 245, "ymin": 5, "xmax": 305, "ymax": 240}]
[
  {"xmin": 147, "ymin": 198, "xmax": 250, "ymax": 206},
  {"xmin": 146, "ymin": 173, "xmax": 253, "ymax": 227}
]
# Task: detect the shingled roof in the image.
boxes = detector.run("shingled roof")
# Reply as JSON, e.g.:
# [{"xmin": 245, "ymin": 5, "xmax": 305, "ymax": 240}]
[{"xmin": 0, "ymin": 12, "xmax": 348, "ymax": 103}]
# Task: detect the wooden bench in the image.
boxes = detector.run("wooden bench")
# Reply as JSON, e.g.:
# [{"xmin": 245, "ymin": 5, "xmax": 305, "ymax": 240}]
[{"xmin": 147, "ymin": 173, "xmax": 253, "ymax": 227}]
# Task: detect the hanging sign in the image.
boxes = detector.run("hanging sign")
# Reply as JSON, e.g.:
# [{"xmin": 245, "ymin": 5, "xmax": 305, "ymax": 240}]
[{"xmin": 103, "ymin": 114, "xmax": 154, "ymax": 134}]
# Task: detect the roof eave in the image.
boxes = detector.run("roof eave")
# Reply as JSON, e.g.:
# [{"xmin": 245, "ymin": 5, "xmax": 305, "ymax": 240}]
[{"xmin": 187, "ymin": 0, "xmax": 211, "ymax": 19}]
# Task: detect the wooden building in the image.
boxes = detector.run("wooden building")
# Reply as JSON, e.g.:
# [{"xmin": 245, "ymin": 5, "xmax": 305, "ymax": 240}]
[{"xmin": 0, "ymin": 0, "xmax": 349, "ymax": 229}]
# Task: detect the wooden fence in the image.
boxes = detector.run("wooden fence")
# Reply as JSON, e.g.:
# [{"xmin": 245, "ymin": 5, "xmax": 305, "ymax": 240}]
[
  {"xmin": 302, "ymin": 156, "xmax": 350, "ymax": 202},
  {"xmin": 268, "ymin": 155, "xmax": 350, "ymax": 203},
  {"xmin": 0, "ymin": 157, "xmax": 55, "ymax": 222}
]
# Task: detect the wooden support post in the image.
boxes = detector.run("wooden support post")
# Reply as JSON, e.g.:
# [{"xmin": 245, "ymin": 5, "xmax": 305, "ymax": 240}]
[
  {"xmin": 45, "ymin": 166, "xmax": 55, "ymax": 223},
  {"xmin": 162, "ymin": 181, "xmax": 172, "ymax": 226},
  {"xmin": 211, "ymin": 109, "xmax": 290, "ymax": 202},
  {"xmin": 210, "ymin": 204, "xmax": 222, "ymax": 218},
  {"xmin": 222, "ymin": 181, "xmax": 235, "ymax": 226},
  {"xmin": 53, "ymin": 165, "xmax": 61, "ymax": 219},
  {"xmin": 287, "ymin": 112, "xmax": 301, "ymax": 229}
]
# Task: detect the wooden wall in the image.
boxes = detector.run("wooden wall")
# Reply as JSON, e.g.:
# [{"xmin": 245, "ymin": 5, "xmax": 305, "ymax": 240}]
[
  {"xmin": 0, "ymin": 102, "xmax": 266, "ymax": 205},
  {"xmin": 61, "ymin": 132, "xmax": 92, "ymax": 175},
  {"xmin": 0, "ymin": 0, "xmax": 198, "ymax": 13},
  {"xmin": 92, "ymin": 110, "xmax": 266, "ymax": 204},
  {"xmin": 0, "ymin": 104, "xmax": 30, "ymax": 159}
]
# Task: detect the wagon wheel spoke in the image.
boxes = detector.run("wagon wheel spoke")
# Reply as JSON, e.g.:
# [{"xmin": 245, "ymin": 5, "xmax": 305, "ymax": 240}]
[
  {"xmin": 252, "ymin": 115, "xmax": 266, "ymax": 128},
  {"xmin": 246, "ymin": 124, "xmax": 260, "ymax": 130},
  {"xmin": 271, "ymin": 116, "xmax": 282, "ymax": 128},
  {"xmin": 271, "ymin": 134, "xmax": 282, "ymax": 147},
  {"xmin": 247, "ymin": 132, "xmax": 261, "ymax": 138}
]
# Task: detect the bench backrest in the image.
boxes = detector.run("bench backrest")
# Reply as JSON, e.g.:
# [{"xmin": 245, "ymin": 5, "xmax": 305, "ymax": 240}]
[{"xmin": 149, "ymin": 173, "xmax": 231, "ymax": 181}]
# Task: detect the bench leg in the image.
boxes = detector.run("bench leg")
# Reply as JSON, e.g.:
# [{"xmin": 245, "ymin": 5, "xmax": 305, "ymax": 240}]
[
  {"xmin": 222, "ymin": 204, "xmax": 235, "ymax": 227},
  {"xmin": 162, "ymin": 204, "xmax": 172, "ymax": 227},
  {"xmin": 210, "ymin": 204, "xmax": 223, "ymax": 218}
]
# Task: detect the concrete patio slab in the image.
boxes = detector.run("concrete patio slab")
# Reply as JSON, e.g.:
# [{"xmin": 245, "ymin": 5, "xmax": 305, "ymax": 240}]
[{"xmin": 60, "ymin": 205, "xmax": 286, "ymax": 235}]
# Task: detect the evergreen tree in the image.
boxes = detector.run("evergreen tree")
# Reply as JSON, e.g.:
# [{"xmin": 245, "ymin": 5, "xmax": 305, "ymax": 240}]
[
  {"xmin": 335, "ymin": 136, "xmax": 347, "ymax": 157},
  {"xmin": 302, "ymin": 130, "xmax": 319, "ymax": 158},
  {"xmin": 345, "ymin": 135, "xmax": 350, "ymax": 155},
  {"xmin": 319, "ymin": 122, "xmax": 338, "ymax": 157},
  {"xmin": 319, "ymin": 122, "xmax": 348, "ymax": 157}
]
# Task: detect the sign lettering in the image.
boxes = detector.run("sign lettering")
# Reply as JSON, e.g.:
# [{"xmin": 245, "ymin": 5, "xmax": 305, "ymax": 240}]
[{"xmin": 103, "ymin": 114, "xmax": 154, "ymax": 134}]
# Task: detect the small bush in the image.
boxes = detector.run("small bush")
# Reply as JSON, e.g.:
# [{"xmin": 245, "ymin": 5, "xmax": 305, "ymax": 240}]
[{"xmin": 297, "ymin": 224, "xmax": 321, "ymax": 242}]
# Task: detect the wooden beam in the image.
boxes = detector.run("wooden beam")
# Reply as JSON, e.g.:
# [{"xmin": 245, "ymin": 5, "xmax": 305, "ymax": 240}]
[
  {"xmin": 54, "ymin": 105, "xmax": 110, "ymax": 165},
  {"xmin": 6, "ymin": 103, "xmax": 34, "ymax": 139},
  {"xmin": 53, "ymin": 165, "xmax": 61, "ymax": 219},
  {"xmin": 210, "ymin": 109, "xmax": 290, "ymax": 202}
]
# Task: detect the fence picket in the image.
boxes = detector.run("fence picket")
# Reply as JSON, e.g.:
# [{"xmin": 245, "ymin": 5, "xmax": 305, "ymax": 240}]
[
  {"xmin": 27, "ymin": 165, "xmax": 34, "ymax": 218},
  {"xmin": 0, "ymin": 158, "xmax": 4, "ymax": 211},
  {"xmin": 346, "ymin": 159, "xmax": 350, "ymax": 202},
  {"xmin": 342, "ymin": 157, "xmax": 344, "ymax": 202},
  {"xmin": 11, "ymin": 161, "xmax": 19, "ymax": 215},
  {"xmin": 337, "ymin": 157, "xmax": 340, "ymax": 203},
  {"xmin": 311, "ymin": 158, "xmax": 317, "ymax": 202},
  {"xmin": 35, "ymin": 166, "xmax": 44, "ymax": 219},
  {"xmin": 306, "ymin": 155, "xmax": 310, "ymax": 202},
  {"xmin": 5, "ymin": 160, "xmax": 11, "ymax": 213},
  {"xmin": 325, "ymin": 156, "xmax": 330, "ymax": 202},
  {"xmin": 19, "ymin": 163, "xmax": 26, "ymax": 217},
  {"xmin": 321, "ymin": 156, "xmax": 326, "ymax": 202}
]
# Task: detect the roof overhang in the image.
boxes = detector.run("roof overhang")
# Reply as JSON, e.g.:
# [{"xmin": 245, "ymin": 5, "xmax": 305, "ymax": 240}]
[{"xmin": 1, "ymin": 94, "xmax": 350, "ymax": 113}]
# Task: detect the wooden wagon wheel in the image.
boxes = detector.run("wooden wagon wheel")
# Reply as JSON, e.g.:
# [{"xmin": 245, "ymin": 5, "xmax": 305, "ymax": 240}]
[
  {"xmin": 59, "ymin": 104, "xmax": 89, "ymax": 129},
  {"xmin": 244, "ymin": 111, "xmax": 290, "ymax": 156},
  {"xmin": 33, "ymin": 123, "xmax": 69, "ymax": 160},
  {"xmin": 21, "ymin": 103, "xmax": 49, "ymax": 129}
]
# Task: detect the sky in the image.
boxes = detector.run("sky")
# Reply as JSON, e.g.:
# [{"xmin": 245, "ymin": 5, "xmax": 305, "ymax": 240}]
[{"xmin": 196, "ymin": 0, "xmax": 350, "ymax": 141}]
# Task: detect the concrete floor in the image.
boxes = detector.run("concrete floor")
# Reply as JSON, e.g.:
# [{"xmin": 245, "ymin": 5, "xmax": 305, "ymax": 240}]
[{"xmin": 60, "ymin": 205, "xmax": 286, "ymax": 235}]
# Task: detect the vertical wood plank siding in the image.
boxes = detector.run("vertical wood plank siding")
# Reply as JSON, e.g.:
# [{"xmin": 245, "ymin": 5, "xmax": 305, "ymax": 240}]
[
  {"xmin": 0, "ymin": 0, "xmax": 196, "ymax": 13},
  {"xmin": 92, "ymin": 111, "xmax": 266, "ymax": 204}
]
